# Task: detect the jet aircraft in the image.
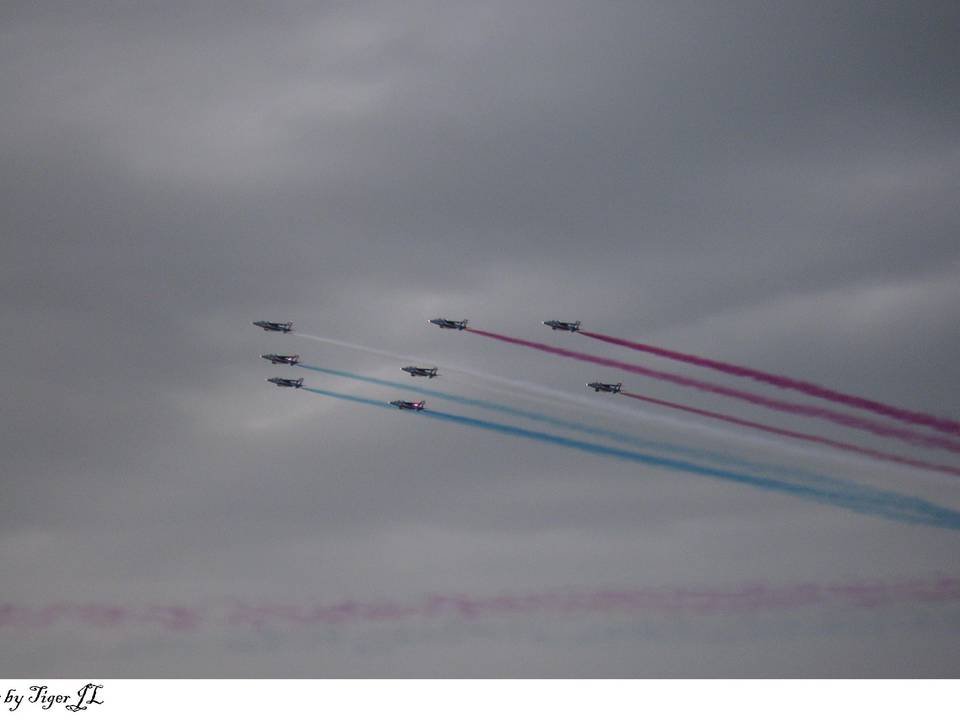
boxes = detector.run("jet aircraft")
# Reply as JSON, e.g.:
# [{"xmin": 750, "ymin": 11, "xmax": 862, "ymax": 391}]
[
  {"xmin": 402, "ymin": 366, "xmax": 439, "ymax": 378},
  {"xmin": 253, "ymin": 321, "xmax": 293, "ymax": 333},
  {"xmin": 543, "ymin": 320, "xmax": 580, "ymax": 332},
  {"xmin": 267, "ymin": 377, "xmax": 304, "ymax": 388},
  {"xmin": 429, "ymin": 318, "xmax": 468, "ymax": 330},
  {"xmin": 261, "ymin": 353, "xmax": 300, "ymax": 366},
  {"xmin": 587, "ymin": 381, "xmax": 622, "ymax": 394},
  {"xmin": 390, "ymin": 400, "xmax": 426, "ymax": 411}
]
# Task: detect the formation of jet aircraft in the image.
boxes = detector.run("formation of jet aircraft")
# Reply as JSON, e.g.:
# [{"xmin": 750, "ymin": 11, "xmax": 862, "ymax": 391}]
[
  {"xmin": 261, "ymin": 353, "xmax": 300, "ymax": 366},
  {"xmin": 255, "ymin": 318, "xmax": 626, "ymax": 412},
  {"xmin": 543, "ymin": 320, "xmax": 580, "ymax": 332},
  {"xmin": 430, "ymin": 318, "xmax": 468, "ymax": 330},
  {"xmin": 253, "ymin": 320, "xmax": 293, "ymax": 333},
  {"xmin": 267, "ymin": 377, "xmax": 304, "ymax": 388},
  {"xmin": 587, "ymin": 381, "xmax": 622, "ymax": 394},
  {"xmin": 402, "ymin": 366, "xmax": 439, "ymax": 378}
]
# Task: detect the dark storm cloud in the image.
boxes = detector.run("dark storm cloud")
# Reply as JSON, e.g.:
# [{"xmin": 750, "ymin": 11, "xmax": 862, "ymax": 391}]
[{"xmin": 2, "ymin": 1, "xmax": 959, "ymax": 676}]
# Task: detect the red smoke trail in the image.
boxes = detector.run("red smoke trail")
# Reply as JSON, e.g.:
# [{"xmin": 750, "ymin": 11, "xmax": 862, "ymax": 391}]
[
  {"xmin": 580, "ymin": 330, "xmax": 960, "ymax": 437},
  {"xmin": 621, "ymin": 392, "xmax": 960, "ymax": 478},
  {"xmin": 3, "ymin": 576, "xmax": 958, "ymax": 631},
  {"xmin": 465, "ymin": 328, "xmax": 960, "ymax": 455}
]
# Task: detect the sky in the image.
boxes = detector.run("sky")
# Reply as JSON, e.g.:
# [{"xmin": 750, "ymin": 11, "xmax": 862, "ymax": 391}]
[{"xmin": 2, "ymin": 1, "xmax": 959, "ymax": 677}]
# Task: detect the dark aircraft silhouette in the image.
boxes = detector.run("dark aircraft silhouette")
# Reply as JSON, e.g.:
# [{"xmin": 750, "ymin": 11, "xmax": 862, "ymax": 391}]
[
  {"xmin": 267, "ymin": 377, "xmax": 304, "ymax": 388},
  {"xmin": 543, "ymin": 320, "xmax": 580, "ymax": 332},
  {"xmin": 402, "ymin": 366, "xmax": 439, "ymax": 378},
  {"xmin": 261, "ymin": 353, "xmax": 300, "ymax": 366},
  {"xmin": 587, "ymin": 381, "xmax": 622, "ymax": 394},
  {"xmin": 390, "ymin": 400, "xmax": 426, "ymax": 411},
  {"xmin": 253, "ymin": 321, "xmax": 293, "ymax": 333},
  {"xmin": 429, "ymin": 318, "xmax": 468, "ymax": 330}
]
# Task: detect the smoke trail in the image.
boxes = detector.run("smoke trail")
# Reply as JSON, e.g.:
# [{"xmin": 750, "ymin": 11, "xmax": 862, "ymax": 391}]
[
  {"xmin": 295, "ymin": 334, "xmax": 960, "ymax": 481},
  {"xmin": 295, "ymin": 331, "xmax": 597, "ymax": 413},
  {"xmin": 6, "ymin": 576, "xmax": 957, "ymax": 631},
  {"xmin": 301, "ymin": 365, "xmax": 884, "ymax": 489},
  {"xmin": 301, "ymin": 387, "xmax": 392, "ymax": 410},
  {"xmin": 295, "ymin": 332, "xmax": 899, "ymax": 469},
  {"xmin": 294, "ymin": 330, "xmax": 796, "ymax": 446},
  {"xmin": 465, "ymin": 328, "xmax": 960, "ymax": 455},
  {"xmin": 418, "ymin": 407, "xmax": 960, "ymax": 528},
  {"xmin": 621, "ymin": 392, "xmax": 960, "ymax": 479},
  {"xmin": 294, "ymin": 333, "xmax": 433, "ymax": 367},
  {"xmin": 580, "ymin": 330, "xmax": 960, "ymax": 437},
  {"xmin": 299, "ymin": 386, "xmax": 960, "ymax": 531}
]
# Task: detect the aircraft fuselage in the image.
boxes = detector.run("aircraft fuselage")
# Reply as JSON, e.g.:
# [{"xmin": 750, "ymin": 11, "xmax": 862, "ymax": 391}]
[
  {"xmin": 429, "ymin": 318, "xmax": 468, "ymax": 330},
  {"xmin": 254, "ymin": 321, "xmax": 293, "ymax": 333},
  {"xmin": 587, "ymin": 382, "xmax": 621, "ymax": 393},
  {"xmin": 543, "ymin": 320, "xmax": 580, "ymax": 332}
]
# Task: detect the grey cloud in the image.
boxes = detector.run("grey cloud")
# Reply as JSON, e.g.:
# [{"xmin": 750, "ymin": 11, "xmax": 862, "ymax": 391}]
[{"xmin": 2, "ymin": 0, "xmax": 959, "ymax": 677}]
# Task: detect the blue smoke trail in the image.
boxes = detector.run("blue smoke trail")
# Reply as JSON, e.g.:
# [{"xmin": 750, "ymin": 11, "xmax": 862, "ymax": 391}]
[
  {"xmin": 301, "ymin": 365, "xmax": 856, "ymax": 492},
  {"xmin": 302, "ymin": 386, "xmax": 391, "ymax": 410},
  {"xmin": 299, "ymin": 385, "xmax": 960, "ymax": 531}
]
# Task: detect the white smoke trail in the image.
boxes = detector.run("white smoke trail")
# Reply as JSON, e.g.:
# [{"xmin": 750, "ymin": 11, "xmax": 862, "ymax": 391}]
[
  {"xmin": 292, "ymin": 332, "xmax": 938, "ymax": 479},
  {"xmin": 294, "ymin": 332, "xmax": 586, "ymax": 413},
  {"xmin": 294, "ymin": 331, "xmax": 726, "ymax": 429}
]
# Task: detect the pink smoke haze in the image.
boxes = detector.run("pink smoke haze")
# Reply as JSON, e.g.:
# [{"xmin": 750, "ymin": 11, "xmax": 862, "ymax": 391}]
[
  {"xmin": 465, "ymin": 328, "xmax": 960, "ymax": 455},
  {"xmin": 2, "ymin": 577, "xmax": 958, "ymax": 633},
  {"xmin": 0, "ymin": 603, "xmax": 203, "ymax": 631}
]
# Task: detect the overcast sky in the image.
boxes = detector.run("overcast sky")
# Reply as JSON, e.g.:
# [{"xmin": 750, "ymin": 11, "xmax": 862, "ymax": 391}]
[{"xmin": 2, "ymin": 1, "xmax": 959, "ymax": 677}]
